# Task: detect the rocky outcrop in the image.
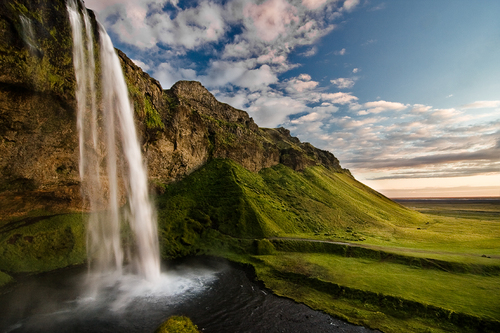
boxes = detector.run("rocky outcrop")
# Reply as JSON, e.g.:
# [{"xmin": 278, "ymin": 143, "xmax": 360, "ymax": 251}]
[
  {"xmin": 125, "ymin": 75, "xmax": 345, "ymax": 183},
  {"xmin": 0, "ymin": 0, "xmax": 82, "ymax": 217},
  {"xmin": 0, "ymin": 0, "xmax": 348, "ymax": 219}
]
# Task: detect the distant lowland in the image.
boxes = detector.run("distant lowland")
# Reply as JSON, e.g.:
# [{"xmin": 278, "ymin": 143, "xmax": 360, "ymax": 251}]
[{"xmin": 0, "ymin": 1, "xmax": 499, "ymax": 333}]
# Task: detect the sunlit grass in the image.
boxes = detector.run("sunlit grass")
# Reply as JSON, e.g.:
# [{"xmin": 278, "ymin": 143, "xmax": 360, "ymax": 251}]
[
  {"xmin": 152, "ymin": 158, "xmax": 500, "ymax": 331},
  {"xmin": 257, "ymin": 253, "xmax": 500, "ymax": 319}
]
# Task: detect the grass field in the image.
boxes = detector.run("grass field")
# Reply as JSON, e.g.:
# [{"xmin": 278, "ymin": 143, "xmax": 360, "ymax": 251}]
[
  {"xmin": 231, "ymin": 198, "xmax": 500, "ymax": 333},
  {"xmin": 153, "ymin": 159, "xmax": 500, "ymax": 332},
  {"xmin": 259, "ymin": 252, "xmax": 500, "ymax": 319}
]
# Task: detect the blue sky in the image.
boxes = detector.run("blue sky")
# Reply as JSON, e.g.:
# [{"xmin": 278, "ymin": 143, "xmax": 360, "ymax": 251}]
[{"xmin": 85, "ymin": 0, "xmax": 500, "ymax": 197}]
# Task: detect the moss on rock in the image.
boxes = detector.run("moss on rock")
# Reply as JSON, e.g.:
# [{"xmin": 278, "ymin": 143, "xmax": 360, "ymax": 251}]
[
  {"xmin": 155, "ymin": 316, "xmax": 199, "ymax": 333},
  {"xmin": 0, "ymin": 213, "xmax": 86, "ymax": 273},
  {"xmin": 0, "ymin": 270, "xmax": 13, "ymax": 287}
]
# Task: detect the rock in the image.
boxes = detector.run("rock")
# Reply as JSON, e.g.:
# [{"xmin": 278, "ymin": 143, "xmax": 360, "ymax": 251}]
[{"xmin": 155, "ymin": 316, "xmax": 199, "ymax": 333}]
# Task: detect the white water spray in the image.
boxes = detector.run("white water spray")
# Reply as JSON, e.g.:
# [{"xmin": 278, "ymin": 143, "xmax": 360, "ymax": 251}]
[{"xmin": 67, "ymin": 0, "xmax": 160, "ymax": 285}]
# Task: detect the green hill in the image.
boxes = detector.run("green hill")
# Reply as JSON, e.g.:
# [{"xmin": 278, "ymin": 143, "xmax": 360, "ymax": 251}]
[{"xmin": 156, "ymin": 158, "xmax": 429, "ymax": 258}]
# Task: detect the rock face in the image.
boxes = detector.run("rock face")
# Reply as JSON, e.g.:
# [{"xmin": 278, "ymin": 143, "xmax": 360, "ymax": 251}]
[
  {"xmin": 0, "ymin": 0, "xmax": 348, "ymax": 219},
  {"xmin": 0, "ymin": 0, "xmax": 82, "ymax": 217},
  {"xmin": 138, "ymin": 79, "xmax": 346, "ymax": 184}
]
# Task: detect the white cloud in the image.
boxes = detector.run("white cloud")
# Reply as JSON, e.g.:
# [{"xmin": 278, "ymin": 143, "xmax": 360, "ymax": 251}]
[
  {"xmin": 92, "ymin": 0, "xmax": 227, "ymax": 50},
  {"xmin": 330, "ymin": 77, "xmax": 356, "ymax": 89},
  {"xmin": 461, "ymin": 100, "xmax": 500, "ymax": 109},
  {"xmin": 363, "ymin": 100, "xmax": 408, "ymax": 114},
  {"xmin": 302, "ymin": 0, "xmax": 328, "ymax": 10},
  {"xmin": 300, "ymin": 46, "xmax": 318, "ymax": 57},
  {"xmin": 131, "ymin": 59, "xmax": 150, "ymax": 71},
  {"xmin": 153, "ymin": 62, "xmax": 198, "ymax": 88},
  {"xmin": 256, "ymin": 49, "xmax": 287, "ymax": 64},
  {"xmin": 285, "ymin": 74, "xmax": 319, "ymax": 93},
  {"xmin": 411, "ymin": 104, "xmax": 432, "ymax": 114},
  {"xmin": 151, "ymin": 1, "xmax": 226, "ymax": 49},
  {"xmin": 331, "ymin": 115, "xmax": 381, "ymax": 129},
  {"xmin": 292, "ymin": 112, "xmax": 324, "ymax": 123},
  {"xmin": 223, "ymin": 40, "xmax": 253, "ymax": 59},
  {"xmin": 428, "ymin": 108, "xmax": 461, "ymax": 121},
  {"xmin": 352, "ymin": 68, "xmax": 360, "ymax": 73},
  {"xmin": 342, "ymin": 0, "xmax": 360, "ymax": 11},
  {"xmin": 298, "ymin": 73, "xmax": 312, "ymax": 81},
  {"xmin": 334, "ymin": 48, "xmax": 346, "ymax": 55},
  {"xmin": 312, "ymin": 103, "xmax": 339, "ymax": 114},
  {"xmin": 322, "ymin": 92, "xmax": 358, "ymax": 104},
  {"xmin": 246, "ymin": 92, "xmax": 307, "ymax": 127},
  {"xmin": 234, "ymin": 64, "xmax": 278, "ymax": 90},
  {"xmin": 84, "ymin": 0, "xmax": 166, "ymax": 12},
  {"xmin": 243, "ymin": 0, "xmax": 299, "ymax": 42}
]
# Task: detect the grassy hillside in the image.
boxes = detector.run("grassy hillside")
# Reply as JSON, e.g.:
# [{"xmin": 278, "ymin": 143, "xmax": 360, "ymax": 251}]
[
  {"xmin": 156, "ymin": 158, "xmax": 500, "ymax": 333},
  {"xmin": 156, "ymin": 158, "xmax": 430, "ymax": 257}
]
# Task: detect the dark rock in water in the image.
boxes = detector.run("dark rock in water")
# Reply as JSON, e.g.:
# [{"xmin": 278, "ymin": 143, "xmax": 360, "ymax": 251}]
[{"xmin": 154, "ymin": 316, "xmax": 199, "ymax": 333}]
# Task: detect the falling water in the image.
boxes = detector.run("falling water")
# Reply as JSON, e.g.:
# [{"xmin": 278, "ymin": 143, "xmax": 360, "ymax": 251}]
[
  {"xmin": 19, "ymin": 14, "xmax": 38, "ymax": 55},
  {"xmin": 66, "ymin": 0, "xmax": 160, "ymax": 285}
]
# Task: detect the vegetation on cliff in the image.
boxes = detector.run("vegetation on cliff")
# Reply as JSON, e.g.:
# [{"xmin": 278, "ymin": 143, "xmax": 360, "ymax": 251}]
[{"xmin": 0, "ymin": 213, "xmax": 86, "ymax": 273}]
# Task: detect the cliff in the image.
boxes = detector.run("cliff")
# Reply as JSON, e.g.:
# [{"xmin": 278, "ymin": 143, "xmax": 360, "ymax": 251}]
[
  {"xmin": 0, "ymin": 0, "xmax": 347, "ymax": 220},
  {"xmin": 118, "ymin": 48, "xmax": 345, "ymax": 183},
  {"xmin": 0, "ymin": 0, "xmax": 83, "ymax": 217}
]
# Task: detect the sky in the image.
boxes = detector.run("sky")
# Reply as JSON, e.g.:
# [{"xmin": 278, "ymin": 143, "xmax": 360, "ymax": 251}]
[{"xmin": 83, "ymin": 0, "xmax": 500, "ymax": 198}]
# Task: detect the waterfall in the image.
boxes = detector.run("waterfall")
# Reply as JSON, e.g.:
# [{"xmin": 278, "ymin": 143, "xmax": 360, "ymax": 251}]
[
  {"xmin": 19, "ymin": 14, "xmax": 38, "ymax": 55},
  {"xmin": 66, "ymin": 0, "xmax": 160, "ymax": 284}
]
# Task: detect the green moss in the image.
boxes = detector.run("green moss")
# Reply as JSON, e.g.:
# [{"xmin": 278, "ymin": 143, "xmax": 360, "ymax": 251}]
[
  {"xmin": 0, "ymin": 271, "xmax": 13, "ymax": 287},
  {"xmin": 9, "ymin": 3, "xmax": 29, "ymax": 16},
  {"xmin": 0, "ymin": 214, "xmax": 86, "ymax": 273},
  {"xmin": 1, "ymin": 1, "xmax": 75, "ymax": 99},
  {"xmin": 126, "ymin": 81, "xmax": 165, "ymax": 131},
  {"xmin": 144, "ymin": 95, "xmax": 165, "ymax": 130},
  {"xmin": 155, "ymin": 316, "xmax": 199, "ymax": 333},
  {"xmin": 255, "ymin": 238, "xmax": 275, "ymax": 255},
  {"xmin": 157, "ymin": 159, "xmax": 265, "ymax": 258}
]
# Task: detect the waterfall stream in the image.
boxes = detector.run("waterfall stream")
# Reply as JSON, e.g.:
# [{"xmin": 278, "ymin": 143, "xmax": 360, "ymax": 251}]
[{"xmin": 66, "ymin": 0, "xmax": 160, "ymax": 286}]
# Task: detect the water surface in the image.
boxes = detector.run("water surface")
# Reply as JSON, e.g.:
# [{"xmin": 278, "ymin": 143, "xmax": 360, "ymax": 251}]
[{"xmin": 0, "ymin": 257, "xmax": 377, "ymax": 333}]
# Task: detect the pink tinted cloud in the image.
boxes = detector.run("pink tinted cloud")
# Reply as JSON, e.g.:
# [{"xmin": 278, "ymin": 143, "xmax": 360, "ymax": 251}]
[
  {"xmin": 302, "ymin": 0, "xmax": 328, "ymax": 10},
  {"xmin": 244, "ymin": 0, "xmax": 299, "ymax": 42}
]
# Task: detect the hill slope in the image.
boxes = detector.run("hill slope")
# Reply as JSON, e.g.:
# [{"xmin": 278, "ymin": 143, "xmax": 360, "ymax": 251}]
[{"xmin": 156, "ymin": 158, "xmax": 428, "ymax": 258}]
